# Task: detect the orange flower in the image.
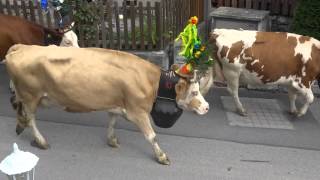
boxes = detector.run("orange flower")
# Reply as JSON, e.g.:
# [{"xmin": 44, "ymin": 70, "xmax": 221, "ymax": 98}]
[
  {"xmin": 190, "ymin": 16, "xmax": 198, "ymax": 25},
  {"xmin": 181, "ymin": 63, "xmax": 193, "ymax": 74}
]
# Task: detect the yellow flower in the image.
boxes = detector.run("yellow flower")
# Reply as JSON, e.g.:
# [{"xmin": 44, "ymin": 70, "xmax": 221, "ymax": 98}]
[
  {"xmin": 200, "ymin": 46, "xmax": 206, "ymax": 52},
  {"xmin": 195, "ymin": 51, "xmax": 201, "ymax": 58}
]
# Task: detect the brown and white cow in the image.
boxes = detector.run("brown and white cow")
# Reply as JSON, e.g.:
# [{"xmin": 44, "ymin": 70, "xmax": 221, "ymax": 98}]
[
  {"xmin": 0, "ymin": 14, "xmax": 79, "ymax": 92},
  {"xmin": 203, "ymin": 28, "xmax": 320, "ymax": 117},
  {"xmin": 0, "ymin": 14, "xmax": 79, "ymax": 61},
  {"xmin": 5, "ymin": 44, "xmax": 209, "ymax": 165}
]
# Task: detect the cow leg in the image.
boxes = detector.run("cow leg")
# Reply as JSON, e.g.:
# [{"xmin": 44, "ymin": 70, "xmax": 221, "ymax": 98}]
[
  {"xmin": 223, "ymin": 69, "xmax": 247, "ymax": 116},
  {"xmin": 9, "ymin": 80, "xmax": 15, "ymax": 94},
  {"xmin": 288, "ymin": 87, "xmax": 298, "ymax": 114},
  {"xmin": 129, "ymin": 112, "xmax": 170, "ymax": 165},
  {"xmin": 296, "ymin": 88, "xmax": 314, "ymax": 117},
  {"xmin": 107, "ymin": 113, "xmax": 120, "ymax": 148},
  {"xmin": 17, "ymin": 94, "xmax": 49, "ymax": 149}
]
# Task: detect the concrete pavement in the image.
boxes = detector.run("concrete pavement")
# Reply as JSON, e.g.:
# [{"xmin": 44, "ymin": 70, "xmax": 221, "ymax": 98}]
[{"xmin": 1, "ymin": 116, "xmax": 320, "ymax": 180}]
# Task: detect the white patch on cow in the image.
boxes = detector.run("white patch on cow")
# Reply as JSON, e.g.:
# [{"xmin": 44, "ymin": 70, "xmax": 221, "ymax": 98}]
[
  {"xmin": 213, "ymin": 29, "xmax": 257, "ymax": 49},
  {"xmin": 251, "ymin": 59, "xmax": 259, "ymax": 66},
  {"xmin": 287, "ymin": 33, "xmax": 319, "ymax": 64},
  {"xmin": 242, "ymin": 53, "xmax": 252, "ymax": 61},
  {"xmin": 302, "ymin": 66, "xmax": 306, "ymax": 77},
  {"xmin": 108, "ymin": 107, "xmax": 127, "ymax": 115},
  {"xmin": 60, "ymin": 30, "xmax": 79, "ymax": 48}
]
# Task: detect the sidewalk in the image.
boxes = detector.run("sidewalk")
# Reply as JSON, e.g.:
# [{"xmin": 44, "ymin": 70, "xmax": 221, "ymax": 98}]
[{"xmin": 0, "ymin": 116, "xmax": 320, "ymax": 180}]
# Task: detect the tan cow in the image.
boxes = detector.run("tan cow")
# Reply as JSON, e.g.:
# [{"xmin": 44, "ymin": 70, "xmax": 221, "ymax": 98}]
[
  {"xmin": 201, "ymin": 28, "xmax": 320, "ymax": 117},
  {"xmin": 5, "ymin": 44, "xmax": 209, "ymax": 165}
]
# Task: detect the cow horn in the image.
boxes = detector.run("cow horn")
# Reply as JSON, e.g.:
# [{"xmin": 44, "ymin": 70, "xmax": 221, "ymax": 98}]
[
  {"xmin": 59, "ymin": 21, "xmax": 75, "ymax": 33},
  {"xmin": 190, "ymin": 70, "xmax": 198, "ymax": 82}
]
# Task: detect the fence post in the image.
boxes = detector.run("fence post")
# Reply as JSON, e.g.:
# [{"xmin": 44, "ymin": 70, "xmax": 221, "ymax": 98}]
[
  {"xmin": 130, "ymin": 1, "xmax": 136, "ymax": 49},
  {"xmin": 123, "ymin": 1, "xmax": 129, "ymax": 49},
  {"xmin": 246, "ymin": 0, "xmax": 252, "ymax": 8},
  {"xmin": 146, "ymin": 1, "xmax": 152, "ymax": 50},
  {"xmin": 21, "ymin": 0, "xmax": 28, "ymax": 19},
  {"xmin": 28, "ymin": 0, "xmax": 36, "ymax": 22},
  {"xmin": 5, "ymin": 0, "xmax": 12, "ymax": 16},
  {"xmin": 155, "ymin": 2, "xmax": 162, "ymax": 50},
  {"xmin": 107, "ymin": 0, "xmax": 114, "ymax": 49},
  {"xmin": 114, "ymin": 1, "xmax": 121, "ymax": 50},
  {"xmin": 100, "ymin": 1, "xmax": 107, "ymax": 48},
  {"xmin": 13, "ymin": 0, "xmax": 20, "ymax": 17},
  {"xmin": 138, "ymin": 2, "xmax": 145, "ymax": 50},
  {"xmin": 0, "ymin": 1, "xmax": 4, "ymax": 14},
  {"xmin": 37, "ymin": 2, "xmax": 44, "ymax": 26},
  {"xmin": 204, "ymin": 0, "xmax": 210, "ymax": 41}
]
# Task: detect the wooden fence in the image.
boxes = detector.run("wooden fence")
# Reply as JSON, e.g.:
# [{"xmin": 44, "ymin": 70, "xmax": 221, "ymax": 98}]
[
  {"xmin": 0, "ymin": 0, "xmax": 195, "ymax": 51},
  {"xmin": 77, "ymin": 1, "xmax": 163, "ymax": 50},
  {"xmin": 211, "ymin": 0, "xmax": 297, "ymax": 17}
]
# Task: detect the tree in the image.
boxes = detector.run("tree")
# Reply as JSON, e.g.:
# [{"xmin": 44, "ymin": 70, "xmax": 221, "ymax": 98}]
[{"xmin": 291, "ymin": 0, "xmax": 320, "ymax": 40}]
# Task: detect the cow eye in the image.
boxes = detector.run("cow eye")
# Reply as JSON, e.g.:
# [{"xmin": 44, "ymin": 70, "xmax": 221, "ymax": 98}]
[{"xmin": 191, "ymin": 91, "xmax": 198, "ymax": 96}]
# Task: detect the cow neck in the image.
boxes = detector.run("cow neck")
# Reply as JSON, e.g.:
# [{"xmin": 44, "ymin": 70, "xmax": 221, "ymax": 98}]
[
  {"xmin": 156, "ymin": 70, "xmax": 180, "ymax": 101},
  {"xmin": 43, "ymin": 28, "xmax": 63, "ymax": 46}
]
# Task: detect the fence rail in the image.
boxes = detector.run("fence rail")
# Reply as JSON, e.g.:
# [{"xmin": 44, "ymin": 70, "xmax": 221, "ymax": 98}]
[
  {"xmin": 211, "ymin": 0, "xmax": 297, "ymax": 17},
  {"xmin": 0, "ymin": 0, "xmax": 194, "ymax": 51}
]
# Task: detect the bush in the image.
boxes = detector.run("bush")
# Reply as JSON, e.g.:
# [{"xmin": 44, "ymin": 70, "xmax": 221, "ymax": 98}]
[{"xmin": 291, "ymin": 0, "xmax": 320, "ymax": 40}]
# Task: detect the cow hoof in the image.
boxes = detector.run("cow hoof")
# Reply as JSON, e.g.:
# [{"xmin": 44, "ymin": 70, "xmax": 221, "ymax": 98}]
[
  {"xmin": 157, "ymin": 152, "xmax": 170, "ymax": 165},
  {"xmin": 16, "ymin": 124, "xmax": 25, "ymax": 135},
  {"xmin": 31, "ymin": 140, "xmax": 50, "ymax": 150},
  {"xmin": 10, "ymin": 96, "xmax": 18, "ymax": 110},
  {"xmin": 107, "ymin": 137, "xmax": 120, "ymax": 148},
  {"xmin": 289, "ymin": 110, "xmax": 298, "ymax": 115},
  {"xmin": 296, "ymin": 112, "xmax": 304, "ymax": 117},
  {"xmin": 237, "ymin": 109, "xmax": 248, "ymax": 116}
]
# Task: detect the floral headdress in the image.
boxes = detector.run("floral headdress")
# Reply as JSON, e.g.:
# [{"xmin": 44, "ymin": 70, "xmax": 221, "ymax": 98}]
[{"xmin": 175, "ymin": 16, "xmax": 214, "ymax": 77}]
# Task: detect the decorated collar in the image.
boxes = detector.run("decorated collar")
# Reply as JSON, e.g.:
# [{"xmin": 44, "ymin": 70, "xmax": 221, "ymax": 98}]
[{"xmin": 156, "ymin": 70, "xmax": 180, "ymax": 101}]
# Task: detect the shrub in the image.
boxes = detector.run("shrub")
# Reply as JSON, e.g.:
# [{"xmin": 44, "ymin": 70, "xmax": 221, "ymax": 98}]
[{"xmin": 291, "ymin": 0, "xmax": 320, "ymax": 40}]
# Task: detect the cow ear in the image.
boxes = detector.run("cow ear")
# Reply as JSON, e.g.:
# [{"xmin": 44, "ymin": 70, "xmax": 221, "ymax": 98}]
[
  {"xmin": 170, "ymin": 64, "xmax": 180, "ymax": 71},
  {"xmin": 175, "ymin": 80, "xmax": 187, "ymax": 97}
]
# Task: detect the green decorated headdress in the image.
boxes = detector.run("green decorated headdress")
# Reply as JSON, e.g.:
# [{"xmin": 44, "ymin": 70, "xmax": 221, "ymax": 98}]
[{"xmin": 175, "ymin": 16, "xmax": 214, "ymax": 76}]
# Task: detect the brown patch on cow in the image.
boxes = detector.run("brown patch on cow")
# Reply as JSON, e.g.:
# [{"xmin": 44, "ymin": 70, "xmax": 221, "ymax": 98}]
[
  {"xmin": 188, "ymin": 98, "xmax": 201, "ymax": 110},
  {"xmin": 220, "ymin": 46, "xmax": 229, "ymax": 59},
  {"xmin": 242, "ymin": 31, "xmax": 305, "ymax": 84},
  {"xmin": 49, "ymin": 58, "xmax": 71, "ymax": 64},
  {"xmin": 227, "ymin": 41, "xmax": 244, "ymax": 63},
  {"xmin": 175, "ymin": 79, "xmax": 189, "ymax": 100},
  {"xmin": 299, "ymin": 36, "xmax": 311, "ymax": 44}
]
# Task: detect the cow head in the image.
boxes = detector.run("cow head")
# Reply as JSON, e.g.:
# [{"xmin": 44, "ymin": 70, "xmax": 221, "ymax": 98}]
[
  {"xmin": 173, "ymin": 66, "xmax": 209, "ymax": 115},
  {"xmin": 58, "ymin": 22, "xmax": 79, "ymax": 48}
]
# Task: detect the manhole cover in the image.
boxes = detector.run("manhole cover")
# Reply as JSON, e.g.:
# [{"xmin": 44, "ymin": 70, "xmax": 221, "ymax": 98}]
[{"xmin": 221, "ymin": 96, "xmax": 294, "ymax": 130}]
